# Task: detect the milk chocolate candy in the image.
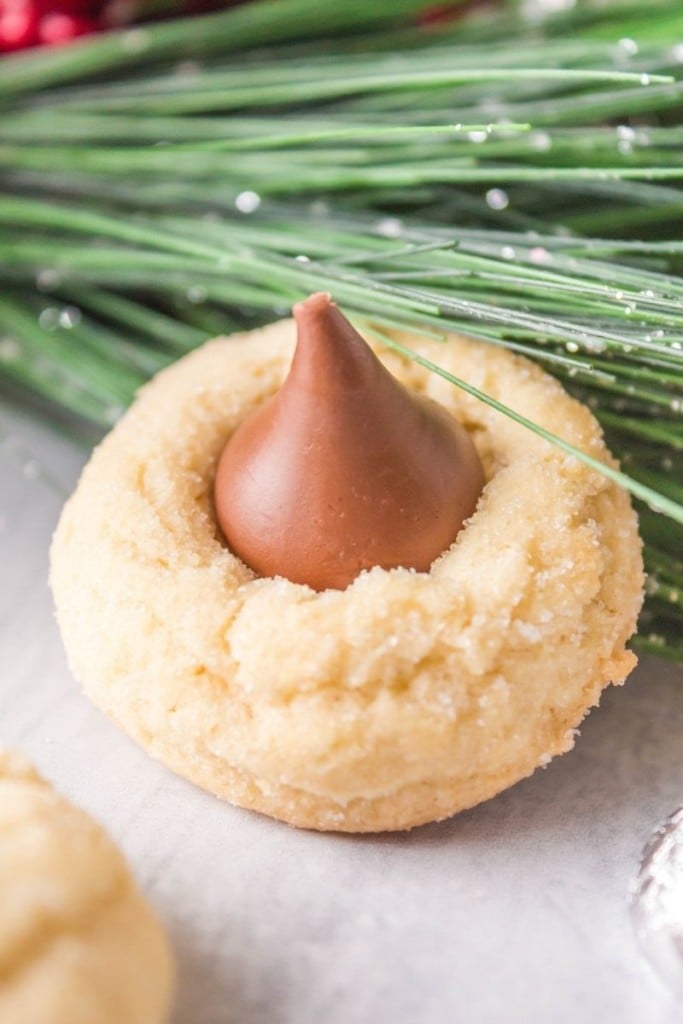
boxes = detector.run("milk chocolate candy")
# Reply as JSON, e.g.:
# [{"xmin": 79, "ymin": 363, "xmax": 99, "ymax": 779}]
[{"xmin": 214, "ymin": 293, "xmax": 484, "ymax": 590}]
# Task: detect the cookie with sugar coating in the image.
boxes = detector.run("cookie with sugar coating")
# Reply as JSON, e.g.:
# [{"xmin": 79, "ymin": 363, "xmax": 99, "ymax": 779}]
[
  {"xmin": 50, "ymin": 321, "xmax": 644, "ymax": 832},
  {"xmin": 0, "ymin": 750, "xmax": 174, "ymax": 1023}
]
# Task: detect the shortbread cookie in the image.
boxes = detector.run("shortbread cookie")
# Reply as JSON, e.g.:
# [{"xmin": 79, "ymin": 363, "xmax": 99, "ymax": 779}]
[
  {"xmin": 0, "ymin": 751, "xmax": 173, "ymax": 1023},
  {"xmin": 50, "ymin": 321, "xmax": 643, "ymax": 832}
]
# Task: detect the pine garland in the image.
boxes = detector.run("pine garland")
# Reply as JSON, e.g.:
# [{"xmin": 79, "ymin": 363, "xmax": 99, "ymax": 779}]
[{"xmin": 0, "ymin": 0, "xmax": 681, "ymax": 659}]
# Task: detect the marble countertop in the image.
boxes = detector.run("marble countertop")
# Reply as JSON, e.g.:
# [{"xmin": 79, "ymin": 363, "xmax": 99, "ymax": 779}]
[{"xmin": 1, "ymin": 395, "xmax": 682, "ymax": 1024}]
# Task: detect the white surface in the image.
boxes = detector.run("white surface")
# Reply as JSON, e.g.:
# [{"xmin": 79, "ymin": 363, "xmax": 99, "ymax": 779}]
[{"xmin": 1, "ymin": 398, "xmax": 682, "ymax": 1024}]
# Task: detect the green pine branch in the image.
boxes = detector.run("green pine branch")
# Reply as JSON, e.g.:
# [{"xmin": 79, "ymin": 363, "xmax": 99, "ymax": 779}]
[{"xmin": 0, "ymin": 0, "xmax": 681, "ymax": 657}]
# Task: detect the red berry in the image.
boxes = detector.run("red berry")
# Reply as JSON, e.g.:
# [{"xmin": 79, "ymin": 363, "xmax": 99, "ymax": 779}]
[
  {"xmin": 0, "ymin": 1, "xmax": 39, "ymax": 50},
  {"xmin": 38, "ymin": 9, "xmax": 97, "ymax": 43}
]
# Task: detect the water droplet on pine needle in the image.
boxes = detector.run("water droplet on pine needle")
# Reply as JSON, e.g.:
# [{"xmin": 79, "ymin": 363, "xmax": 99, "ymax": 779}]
[
  {"xmin": 295, "ymin": 255, "xmax": 311, "ymax": 264},
  {"xmin": 36, "ymin": 268, "xmax": 60, "ymax": 292},
  {"xmin": 529, "ymin": 246, "xmax": 551, "ymax": 265},
  {"xmin": 467, "ymin": 130, "xmax": 488, "ymax": 144},
  {"xmin": 501, "ymin": 246, "xmax": 515, "ymax": 260},
  {"xmin": 520, "ymin": 0, "xmax": 576, "ymax": 24},
  {"xmin": 640, "ymin": 73, "xmax": 652, "ymax": 86},
  {"xmin": 186, "ymin": 286, "xmax": 207, "ymax": 304},
  {"xmin": 234, "ymin": 190, "xmax": 261, "ymax": 214},
  {"xmin": 485, "ymin": 188, "xmax": 509, "ymax": 211},
  {"xmin": 617, "ymin": 37, "xmax": 639, "ymax": 57},
  {"xmin": 565, "ymin": 341, "xmax": 579, "ymax": 353},
  {"xmin": 584, "ymin": 337, "xmax": 607, "ymax": 354},
  {"xmin": 530, "ymin": 131, "xmax": 552, "ymax": 152},
  {"xmin": 38, "ymin": 308, "xmax": 59, "ymax": 331},
  {"xmin": 376, "ymin": 217, "xmax": 403, "ymax": 238},
  {"xmin": 58, "ymin": 306, "xmax": 81, "ymax": 329}
]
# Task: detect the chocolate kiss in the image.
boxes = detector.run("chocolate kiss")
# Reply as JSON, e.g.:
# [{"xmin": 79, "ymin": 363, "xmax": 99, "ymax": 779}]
[{"xmin": 214, "ymin": 293, "xmax": 484, "ymax": 591}]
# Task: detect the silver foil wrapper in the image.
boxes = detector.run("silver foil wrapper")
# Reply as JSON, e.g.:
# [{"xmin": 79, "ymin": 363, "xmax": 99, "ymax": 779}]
[{"xmin": 631, "ymin": 806, "xmax": 683, "ymax": 999}]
